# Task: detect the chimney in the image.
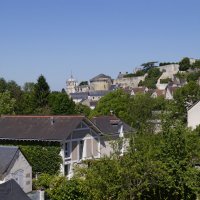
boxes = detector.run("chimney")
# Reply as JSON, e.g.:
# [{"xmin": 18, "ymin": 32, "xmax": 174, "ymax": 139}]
[{"xmin": 50, "ymin": 116, "xmax": 54, "ymax": 125}]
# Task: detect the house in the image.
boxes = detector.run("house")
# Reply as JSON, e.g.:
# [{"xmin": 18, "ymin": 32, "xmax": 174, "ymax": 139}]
[
  {"xmin": 0, "ymin": 146, "xmax": 32, "ymax": 193},
  {"xmin": 0, "ymin": 115, "xmax": 131, "ymax": 179},
  {"xmin": 165, "ymin": 85, "xmax": 179, "ymax": 100},
  {"xmin": 187, "ymin": 101, "xmax": 200, "ymax": 130},
  {"xmin": 69, "ymin": 92, "xmax": 89, "ymax": 103},
  {"xmin": 151, "ymin": 89, "xmax": 166, "ymax": 98},
  {"xmin": 0, "ymin": 179, "xmax": 31, "ymax": 200},
  {"xmin": 91, "ymin": 115, "xmax": 132, "ymax": 156}
]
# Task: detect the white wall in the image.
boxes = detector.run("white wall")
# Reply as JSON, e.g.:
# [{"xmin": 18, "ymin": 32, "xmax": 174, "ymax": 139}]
[
  {"xmin": 4, "ymin": 151, "xmax": 32, "ymax": 193},
  {"xmin": 188, "ymin": 101, "xmax": 200, "ymax": 129}
]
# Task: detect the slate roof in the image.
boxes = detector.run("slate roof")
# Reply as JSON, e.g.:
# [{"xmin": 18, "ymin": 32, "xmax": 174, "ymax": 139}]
[
  {"xmin": 90, "ymin": 74, "xmax": 111, "ymax": 82},
  {"xmin": 91, "ymin": 116, "xmax": 132, "ymax": 135},
  {"xmin": 89, "ymin": 90, "xmax": 110, "ymax": 97},
  {"xmin": 0, "ymin": 146, "xmax": 19, "ymax": 179},
  {"xmin": 0, "ymin": 115, "xmax": 91, "ymax": 141},
  {"xmin": 70, "ymin": 92, "xmax": 89, "ymax": 100},
  {"xmin": 0, "ymin": 179, "xmax": 31, "ymax": 200}
]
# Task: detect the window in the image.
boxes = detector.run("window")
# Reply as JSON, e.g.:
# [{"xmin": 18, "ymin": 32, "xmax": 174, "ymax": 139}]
[
  {"xmin": 79, "ymin": 140, "xmax": 84, "ymax": 160},
  {"xmin": 64, "ymin": 164, "xmax": 70, "ymax": 176},
  {"xmin": 65, "ymin": 142, "xmax": 70, "ymax": 158}
]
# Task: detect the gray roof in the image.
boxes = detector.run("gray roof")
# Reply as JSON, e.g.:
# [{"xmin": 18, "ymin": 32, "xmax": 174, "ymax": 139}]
[
  {"xmin": 89, "ymin": 90, "xmax": 110, "ymax": 97},
  {"xmin": 90, "ymin": 74, "xmax": 111, "ymax": 82},
  {"xmin": 91, "ymin": 116, "xmax": 132, "ymax": 135},
  {"xmin": 0, "ymin": 115, "xmax": 99, "ymax": 141},
  {"xmin": 0, "ymin": 179, "xmax": 31, "ymax": 200},
  {"xmin": 70, "ymin": 92, "xmax": 88, "ymax": 100},
  {"xmin": 0, "ymin": 146, "xmax": 19, "ymax": 178}
]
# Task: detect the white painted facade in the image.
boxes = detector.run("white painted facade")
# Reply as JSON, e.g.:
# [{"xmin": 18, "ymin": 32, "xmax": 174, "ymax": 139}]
[
  {"xmin": 0, "ymin": 150, "xmax": 32, "ymax": 193},
  {"xmin": 59, "ymin": 122, "xmax": 101, "ymax": 179},
  {"xmin": 187, "ymin": 101, "xmax": 200, "ymax": 130}
]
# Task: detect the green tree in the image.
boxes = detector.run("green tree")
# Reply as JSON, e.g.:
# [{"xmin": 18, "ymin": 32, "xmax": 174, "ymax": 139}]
[
  {"xmin": 23, "ymin": 82, "xmax": 35, "ymax": 92},
  {"xmin": 34, "ymin": 75, "xmax": 50, "ymax": 108},
  {"xmin": 0, "ymin": 78, "xmax": 7, "ymax": 93},
  {"xmin": 173, "ymin": 81, "xmax": 200, "ymax": 120},
  {"xmin": 75, "ymin": 103, "xmax": 91, "ymax": 117},
  {"xmin": 47, "ymin": 177, "xmax": 87, "ymax": 200},
  {"xmin": 191, "ymin": 59, "xmax": 200, "ymax": 69},
  {"xmin": 179, "ymin": 57, "xmax": 190, "ymax": 71},
  {"xmin": 74, "ymin": 121, "xmax": 200, "ymax": 199},
  {"xmin": 90, "ymin": 89, "xmax": 131, "ymax": 122},
  {"xmin": 140, "ymin": 67, "xmax": 162, "ymax": 89},
  {"xmin": 0, "ymin": 91, "xmax": 16, "ymax": 114},
  {"xmin": 48, "ymin": 92, "xmax": 76, "ymax": 115}
]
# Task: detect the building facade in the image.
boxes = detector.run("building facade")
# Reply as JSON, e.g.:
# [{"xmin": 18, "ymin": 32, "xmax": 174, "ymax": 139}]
[{"xmin": 0, "ymin": 146, "xmax": 32, "ymax": 193}]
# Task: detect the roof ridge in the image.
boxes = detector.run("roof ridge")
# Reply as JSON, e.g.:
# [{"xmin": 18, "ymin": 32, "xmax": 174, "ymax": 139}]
[{"xmin": 1, "ymin": 115, "xmax": 84, "ymax": 118}]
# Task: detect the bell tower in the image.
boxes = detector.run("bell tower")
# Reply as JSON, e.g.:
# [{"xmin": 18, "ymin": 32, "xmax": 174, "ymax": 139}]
[{"xmin": 66, "ymin": 74, "xmax": 78, "ymax": 95}]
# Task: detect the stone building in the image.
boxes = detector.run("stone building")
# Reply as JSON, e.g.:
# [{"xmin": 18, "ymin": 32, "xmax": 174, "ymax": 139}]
[
  {"xmin": 66, "ymin": 75, "xmax": 78, "ymax": 95},
  {"xmin": 90, "ymin": 74, "xmax": 112, "ymax": 91},
  {"xmin": 113, "ymin": 72, "xmax": 146, "ymax": 89}
]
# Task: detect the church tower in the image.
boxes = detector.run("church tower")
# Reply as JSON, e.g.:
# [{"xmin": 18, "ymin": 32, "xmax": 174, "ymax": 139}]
[{"xmin": 66, "ymin": 74, "xmax": 78, "ymax": 95}]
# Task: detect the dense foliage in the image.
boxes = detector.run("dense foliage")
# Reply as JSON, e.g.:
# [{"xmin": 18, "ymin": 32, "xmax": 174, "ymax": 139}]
[
  {"xmin": 34, "ymin": 118, "xmax": 200, "ymax": 199},
  {"xmin": 91, "ymin": 89, "xmax": 166, "ymax": 130},
  {"xmin": 0, "ymin": 74, "xmax": 90, "ymax": 116},
  {"xmin": 0, "ymin": 140, "xmax": 62, "ymax": 176},
  {"xmin": 138, "ymin": 67, "xmax": 162, "ymax": 89},
  {"xmin": 179, "ymin": 57, "xmax": 191, "ymax": 71},
  {"xmin": 123, "ymin": 70, "xmax": 146, "ymax": 78}
]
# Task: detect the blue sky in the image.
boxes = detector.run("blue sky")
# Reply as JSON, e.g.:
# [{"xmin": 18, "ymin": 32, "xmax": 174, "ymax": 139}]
[{"xmin": 0, "ymin": 0, "xmax": 200, "ymax": 91}]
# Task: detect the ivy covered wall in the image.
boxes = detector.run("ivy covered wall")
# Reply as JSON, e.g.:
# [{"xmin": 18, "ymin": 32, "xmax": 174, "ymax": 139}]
[{"xmin": 0, "ymin": 140, "xmax": 62, "ymax": 176}]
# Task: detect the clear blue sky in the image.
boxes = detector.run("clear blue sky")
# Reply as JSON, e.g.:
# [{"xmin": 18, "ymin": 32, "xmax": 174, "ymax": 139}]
[{"xmin": 0, "ymin": 0, "xmax": 200, "ymax": 91}]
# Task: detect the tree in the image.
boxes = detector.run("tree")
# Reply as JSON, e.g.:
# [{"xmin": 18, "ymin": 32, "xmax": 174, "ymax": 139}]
[
  {"xmin": 75, "ymin": 103, "xmax": 91, "ymax": 117},
  {"xmin": 34, "ymin": 75, "xmax": 50, "ymax": 108},
  {"xmin": 90, "ymin": 89, "xmax": 131, "ymax": 123},
  {"xmin": 140, "ymin": 67, "xmax": 162, "ymax": 89},
  {"xmin": 191, "ymin": 59, "xmax": 200, "ymax": 69},
  {"xmin": 73, "ymin": 120, "xmax": 200, "ymax": 199},
  {"xmin": 0, "ymin": 78, "xmax": 7, "ymax": 93},
  {"xmin": 141, "ymin": 61, "xmax": 158, "ymax": 72},
  {"xmin": 179, "ymin": 57, "xmax": 190, "ymax": 71},
  {"xmin": 0, "ymin": 91, "xmax": 16, "ymax": 114},
  {"xmin": 48, "ymin": 92, "xmax": 76, "ymax": 115},
  {"xmin": 173, "ymin": 81, "xmax": 200, "ymax": 120},
  {"xmin": 23, "ymin": 82, "xmax": 35, "ymax": 92}
]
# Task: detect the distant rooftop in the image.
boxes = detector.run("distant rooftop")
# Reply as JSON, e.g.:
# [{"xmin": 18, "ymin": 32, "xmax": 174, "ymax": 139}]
[{"xmin": 90, "ymin": 74, "xmax": 111, "ymax": 82}]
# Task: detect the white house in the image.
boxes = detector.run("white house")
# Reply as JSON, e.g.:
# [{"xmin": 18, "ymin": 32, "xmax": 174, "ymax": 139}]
[
  {"xmin": 0, "ymin": 115, "xmax": 132, "ymax": 179},
  {"xmin": 0, "ymin": 146, "xmax": 32, "ymax": 193},
  {"xmin": 187, "ymin": 101, "xmax": 200, "ymax": 130}
]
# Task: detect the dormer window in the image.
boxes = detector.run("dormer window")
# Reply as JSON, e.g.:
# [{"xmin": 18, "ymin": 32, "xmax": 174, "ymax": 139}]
[{"xmin": 110, "ymin": 119, "xmax": 120, "ymax": 126}]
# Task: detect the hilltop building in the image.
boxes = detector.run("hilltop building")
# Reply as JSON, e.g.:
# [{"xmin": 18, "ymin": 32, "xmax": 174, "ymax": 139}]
[
  {"xmin": 113, "ymin": 72, "xmax": 146, "ymax": 89},
  {"xmin": 90, "ymin": 74, "xmax": 112, "ymax": 91},
  {"xmin": 66, "ymin": 75, "xmax": 78, "ymax": 95}
]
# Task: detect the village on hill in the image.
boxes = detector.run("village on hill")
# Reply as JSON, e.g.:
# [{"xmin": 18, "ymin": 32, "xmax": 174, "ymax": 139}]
[
  {"xmin": 1, "ymin": 57, "xmax": 200, "ymax": 200},
  {"xmin": 67, "ymin": 57, "xmax": 200, "ymax": 109}
]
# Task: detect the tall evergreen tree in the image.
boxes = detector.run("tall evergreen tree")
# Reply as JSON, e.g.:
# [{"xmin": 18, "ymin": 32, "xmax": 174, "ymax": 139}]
[{"xmin": 34, "ymin": 75, "xmax": 50, "ymax": 108}]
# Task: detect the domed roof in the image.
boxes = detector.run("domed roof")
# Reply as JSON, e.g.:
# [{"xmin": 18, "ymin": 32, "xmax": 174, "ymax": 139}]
[{"xmin": 67, "ymin": 75, "xmax": 77, "ymax": 82}]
